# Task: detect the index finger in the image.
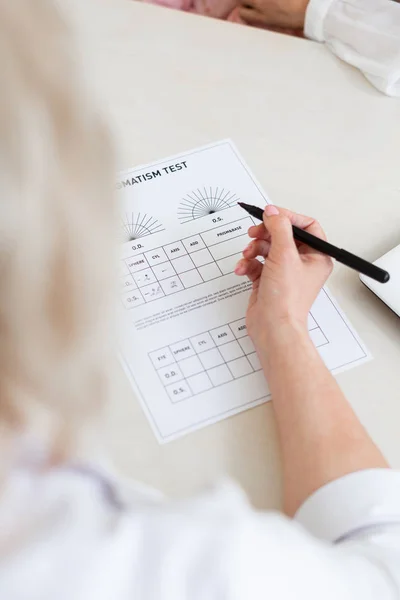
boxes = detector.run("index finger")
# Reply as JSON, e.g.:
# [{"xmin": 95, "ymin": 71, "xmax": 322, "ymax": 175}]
[
  {"xmin": 248, "ymin": 206, "xmax": 327, "ymax": 242},
  {"xmin": 274, "ymin": 207, "xmax": 328, "ymax": 241}
]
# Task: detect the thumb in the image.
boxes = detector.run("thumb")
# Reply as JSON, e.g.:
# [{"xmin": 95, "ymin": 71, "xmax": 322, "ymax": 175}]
[{"xmin": 263, "ymin": 205, "xmax": 297, "ymax": 260}]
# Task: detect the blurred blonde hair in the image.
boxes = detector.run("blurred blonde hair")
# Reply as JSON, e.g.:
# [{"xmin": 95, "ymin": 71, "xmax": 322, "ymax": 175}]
[{"xmin": 0, "ymin": 0, "xmax": 116, "ymax": 457}]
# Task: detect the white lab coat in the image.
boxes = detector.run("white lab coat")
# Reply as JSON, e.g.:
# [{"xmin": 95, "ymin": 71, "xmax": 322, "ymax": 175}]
[
  {"xmin": 0, "ymin": 459, "xmax": 399, "ymax": 600},
  {"xmin": 305, "ymin": 0, "xmax": 400, "ymax": 96}
]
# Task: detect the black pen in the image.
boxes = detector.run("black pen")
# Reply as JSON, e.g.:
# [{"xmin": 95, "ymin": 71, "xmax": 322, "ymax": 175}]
[{"xmin": 238, "ymin": 202, "xmax": 390, "ymax": 284}]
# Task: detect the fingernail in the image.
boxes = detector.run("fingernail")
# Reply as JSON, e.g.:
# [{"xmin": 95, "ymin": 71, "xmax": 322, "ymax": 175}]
[
  {"xmin": 235, "ymin": 261, "xmax": 246, "ymax": 275},
  {"xmin": 243, "ymin": 242, "xmax": 253, "ymax": 256},
  {"xmin": 265, "ymin": 205, "xmax": 279, "ymax": 217}
]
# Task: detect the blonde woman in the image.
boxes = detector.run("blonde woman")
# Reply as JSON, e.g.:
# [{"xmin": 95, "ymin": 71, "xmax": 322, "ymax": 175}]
[{"xmin": 1, "ymin": 1, "xmax": 399, "ymax": 599}]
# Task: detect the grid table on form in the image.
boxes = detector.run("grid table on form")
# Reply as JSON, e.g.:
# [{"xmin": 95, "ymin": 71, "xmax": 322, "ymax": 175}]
[
  {"xmin": 149, "ymin": 315, "xmax": 328, "ymax": 403},
  {"xmin": 120, "ymin": 216, "xmax": 253, "ymax": 309}
]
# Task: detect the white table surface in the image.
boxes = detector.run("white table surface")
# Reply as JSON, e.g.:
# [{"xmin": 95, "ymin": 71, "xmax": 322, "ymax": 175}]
[{"xmin": 65, "ymin": 0, "xmax": 400, "ymax": 509}]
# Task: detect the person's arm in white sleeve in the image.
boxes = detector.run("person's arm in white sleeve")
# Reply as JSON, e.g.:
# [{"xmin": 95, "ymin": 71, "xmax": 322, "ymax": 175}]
[
  {"xmin": 305, "ymin": 0, "xmax": 400, "ymax": 96},
  {"xmin": 131, "ymin": 477, "xmax": 400, "ymax": 600},
  {"xmin": 236, "ymin": 0, "xmax": 400, "ymax": 96},
  {"xmin": 236, "ymin": 206, "xmax": 388, "ymax": 515}
]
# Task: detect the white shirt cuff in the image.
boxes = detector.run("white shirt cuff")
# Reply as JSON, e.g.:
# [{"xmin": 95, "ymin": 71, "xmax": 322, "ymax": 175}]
[
  {"xmin": 304, "ymin": 0, "xmax": 335, "ymax": 42},
  {"xmin": 295, "ymin": 469, "xmax": 400, "ymax": 542}
]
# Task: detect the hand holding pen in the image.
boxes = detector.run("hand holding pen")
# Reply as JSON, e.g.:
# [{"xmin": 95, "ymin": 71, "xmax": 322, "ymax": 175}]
[
  {"xmin": 238, "ymin": 203, "xmax": 389, "ymax": 284},
  {"xmin": 235, "ymin": 205, "xmax": 333, "ymax": 347}
]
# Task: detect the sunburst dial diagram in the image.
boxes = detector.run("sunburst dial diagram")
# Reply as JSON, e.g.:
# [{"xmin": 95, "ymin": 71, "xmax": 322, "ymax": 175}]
[
  {"xmin": 122, "ymin": 213, "xmax": 165, "ymax": 242},
  {"xmin": 178, "ymin": 187, "xmax": 239, "ymax": 224}
]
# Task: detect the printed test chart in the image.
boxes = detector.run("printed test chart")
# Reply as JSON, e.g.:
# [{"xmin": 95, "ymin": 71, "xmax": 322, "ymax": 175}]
[{"xmin": 118, "ymin": 140, "xmax": 370, "ymax": 443}]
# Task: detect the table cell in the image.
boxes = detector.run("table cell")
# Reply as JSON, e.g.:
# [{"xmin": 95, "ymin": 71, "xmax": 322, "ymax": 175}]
[
  {"xmin": 125, "ymin": 254, "xmax": 149, "ymax": 273},
  {"xmin": 121, "ymin": 290, "xmax": 145, "ymax": 309},
  {"xmin": 209, "ymin": 235, "xmax": 247, "ymax": 261},
  {"xmin": 227, "ymin": 357, "xmax": 253, "ymax": 379},
  {"xmin": 144, "ymin": 247, "xmax": 168, "ymax": 266},
  {"xmin": 179, "ymin": 269, "xmax": 203, "ymax": 289},
  {"xmin": 170, "ymin": 339, "xmax": 195, "ymax": 360},
  {"xmin": 149, "ymin": 347, "xmax": 175, "ymax": 369},
  {"xmin": 309, "ymin": 328, "xmax": 328, "ymax": 348},
  {"xmin": 199, "ymin": 348, "xmax": 224, "ymax": 370},
  {"xmin": 238, "ymin": 336, "xmax": 256, "ymax": 355},
  {"xmin": 134, "ymin": 268, "xmax": 157, "ymax": 288},
  {"xmin": 141, "ymin": 282, "xmax": 165, "ymax": 302},
  {"xmin": 152, "ymin": 262, "xmax": 176, "ymax": 281},
  {"xmin": 179, "ymin": 355, "xmax": 204, "ymax": 378},
  {"xmin": 229, "ymin": 319, "xmax": 247, "ymax": 339},
  {"xmin": 197, "ymin": 262, "xmax": 222, "ymax": 282},
  {"xmin": 166, "ymin": 381, "xmax": 192, "ymax": 403},
  {"xmin": 210, "ymin": 325, "xmax": 236, "ymax": 346},
  {"xmin": 158, "ymin": 363, "xmax": 184, "ymax": 386},
  {"xmin": 186, "ymin": 372, "xmax": 213, "ymax": 395},
  {"xmin": 183, "ymin": 235, "xmax": 206, "ymax": 254},
  {"xmin": 191, "ymin": 248, "xmax": 213, "ymax": 268},
  {"xmin": 171, "ymin": 255, "xmax": 195, "ymax": 274},
  {"xmin": 121, "ymin": 274, "xmax": 137, "ymax": 292},
  {"xmin": 163, "ymin": 241, "xmax": 187, "ymax": 259},
  {"xmin": 201, "ymin": 217, "xmax": 252, "ymax": 246},
  {"xmin": 217, "ymin": 253, "xmax": 242, "ymax": 275},
  {"xmin": 207, "ymin": 364, "xmax": 233, "ymax": 386},
  {"xmin": 248, "ymin": 352, "xmax": 262, "ymax": 371},
  {"xmin": 219, "ymin": 340, "xmax": 244, "ymax": 362},
  {"xmin": 160, "ymin": 275, "xmax": 184, "ymax": 295},
  {"xmin": 190, "ymin": 332, "xmax": 215, "ymax": 354}
]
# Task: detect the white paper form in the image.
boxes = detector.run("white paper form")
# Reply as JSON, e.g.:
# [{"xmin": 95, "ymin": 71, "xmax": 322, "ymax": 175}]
[{"xmin": 118, "ymin": 140, "xmax": 369, "ymax": 443}]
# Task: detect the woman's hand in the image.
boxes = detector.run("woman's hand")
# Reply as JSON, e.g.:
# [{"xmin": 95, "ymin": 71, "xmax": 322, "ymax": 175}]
[
  {"xmin": 235, "ymin": 205, "xmax": 333, "ymax": 349},
  {"xmin": 236, "ymin": 207, "xmax": 388, "ymax": 517}
]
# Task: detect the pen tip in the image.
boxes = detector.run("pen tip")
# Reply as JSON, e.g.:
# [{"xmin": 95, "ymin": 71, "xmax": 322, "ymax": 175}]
[{"xmin": 237, "ymin": 202, "xmax": 245, "ymax": 208}]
